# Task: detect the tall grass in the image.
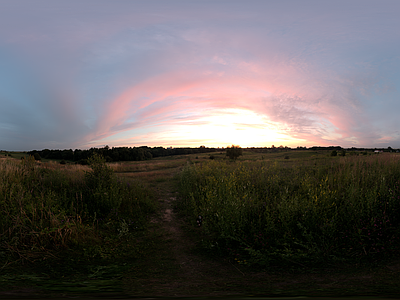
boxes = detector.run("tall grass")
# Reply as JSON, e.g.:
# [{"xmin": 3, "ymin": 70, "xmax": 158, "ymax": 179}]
[
  {"xmin": 0, "ymin": 155, "xmax": 155, "ymax": 264},
  {"xmin": 178, "ymin": 154, "xmax": 400, "ymax": 266}
]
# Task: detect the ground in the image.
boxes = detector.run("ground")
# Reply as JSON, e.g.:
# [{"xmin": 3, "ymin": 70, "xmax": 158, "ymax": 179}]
[{"xmin": 1, "ymin": 152, "xmax": 400, "ymax": 298}]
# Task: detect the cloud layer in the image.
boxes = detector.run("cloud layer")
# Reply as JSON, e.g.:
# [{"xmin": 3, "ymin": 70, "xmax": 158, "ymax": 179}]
[{"xmin": 1, "ymin": 0, "xmax": 400, "ymax": 150}]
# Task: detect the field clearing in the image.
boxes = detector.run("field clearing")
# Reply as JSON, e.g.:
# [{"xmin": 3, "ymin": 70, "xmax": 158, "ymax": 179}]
[
  {"xmin": 2, "ymin": 150, "xmax": 400, "ymax": 297},
  {"xmin": 110, "ymin": 157, "xmax": 188, "ymax": 173}
]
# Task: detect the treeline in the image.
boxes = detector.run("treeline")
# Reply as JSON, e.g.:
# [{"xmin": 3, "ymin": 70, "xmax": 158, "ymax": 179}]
[
  {"xmin": 309, "ymin": 146, "xmax": 398, "ymax": 152},
  {"xmin": 27, "ymin": 146, "xmax": 218, "ymax": 163},
  {"xmin": 248, "ymin": 146, "xmax": 397, "ymax": 152}
]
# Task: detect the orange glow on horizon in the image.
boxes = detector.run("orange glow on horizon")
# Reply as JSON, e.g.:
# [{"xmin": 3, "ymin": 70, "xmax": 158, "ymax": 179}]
[{"xmin": 155, "ymin": 108, "xmax": 305, "ymax": 148}]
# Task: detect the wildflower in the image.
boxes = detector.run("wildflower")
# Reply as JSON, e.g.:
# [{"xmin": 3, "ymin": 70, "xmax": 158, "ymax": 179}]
[{"xmin": 196, "ymin": 215, "xmax": 203, "ymax": 227}]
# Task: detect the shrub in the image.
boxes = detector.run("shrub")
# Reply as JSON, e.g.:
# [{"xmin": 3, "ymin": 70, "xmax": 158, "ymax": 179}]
[
  {"xmin": 331, "ymin": 150, "xmax": 337, "ymax": 156},
  {"xmin": 84, "ymin": 153, "xmax": 117, "ymax": 216},
  {"xmin": 226, "ymin": 145, "xmax": 243, "ymax": 160},
  {"xmin": 78, "ymin": 159, "xmax": 88, "ymax": 165}
]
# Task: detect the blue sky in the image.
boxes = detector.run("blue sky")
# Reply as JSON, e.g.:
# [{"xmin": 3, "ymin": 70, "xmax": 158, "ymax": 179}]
[{"xmin": 1, "ymin": 0, "xmax": 399, "ymax": 150}]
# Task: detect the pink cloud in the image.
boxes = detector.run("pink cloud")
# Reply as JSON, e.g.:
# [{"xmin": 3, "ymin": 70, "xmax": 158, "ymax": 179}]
[{"xmin": 79, "ymin": 58, "xmax": 373, "ymax": 148}]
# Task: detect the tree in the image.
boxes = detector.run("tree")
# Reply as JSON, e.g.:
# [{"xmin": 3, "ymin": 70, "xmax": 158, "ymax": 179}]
[{"xmin": 226, "ymin": 145, "xmax": 243, "ymax": 160}]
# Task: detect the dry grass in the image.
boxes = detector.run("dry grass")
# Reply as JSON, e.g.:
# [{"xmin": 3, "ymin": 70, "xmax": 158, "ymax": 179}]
[
  {"xmin": 112, "ymin": 158, "xmax": 188, "ymax": 175},
  {"xmin": 120, "ymin": 168, "xmax": 179, "ymax": 182},
  {"xmin": 39, "ymin": 161, "xmax": 90, "ymax": 172}
]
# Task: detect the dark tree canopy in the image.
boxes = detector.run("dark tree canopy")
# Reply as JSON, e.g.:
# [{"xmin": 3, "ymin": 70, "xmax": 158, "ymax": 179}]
[{"xmin": 28, "ymin": 146, "xmax": 218, "ymax": 163}]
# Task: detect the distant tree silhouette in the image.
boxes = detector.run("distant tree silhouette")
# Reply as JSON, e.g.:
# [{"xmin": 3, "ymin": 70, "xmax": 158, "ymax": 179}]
[{"xmin": 226, "ymin": 145, "xmax": 243, "ymax": 160}]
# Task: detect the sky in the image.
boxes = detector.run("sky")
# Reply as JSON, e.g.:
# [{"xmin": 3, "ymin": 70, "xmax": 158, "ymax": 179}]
[{"xmin": 1, "ymin": 0, "xmax": 399, "ymax": 151}]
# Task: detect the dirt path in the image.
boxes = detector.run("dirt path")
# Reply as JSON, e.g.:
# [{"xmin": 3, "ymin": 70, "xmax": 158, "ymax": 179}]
[
  {"xmin": 153, "ymin": 194, "xmax": 250, "ymax": 297},
  {"xmin": 123, "ymin": 182, "xmax": 253, "ymax": 297}
]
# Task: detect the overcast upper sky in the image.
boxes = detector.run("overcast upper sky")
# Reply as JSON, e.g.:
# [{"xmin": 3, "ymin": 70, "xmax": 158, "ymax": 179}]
[{"xmin": 1, "ymin": 0, "xmax": 399, "ymax": 150}]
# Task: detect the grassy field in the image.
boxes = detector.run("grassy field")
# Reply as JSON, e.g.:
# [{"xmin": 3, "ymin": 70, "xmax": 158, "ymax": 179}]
[
  {"xmin": 1, "ymin": 149, "xmax": 400, "ymax": 297},
  {"xmin": 178, "ymin": 151, "xmax": 400, "ymax": 267},
  {"xmin": 0, "ymin": 153, "xmax": 156, "ymax": 294}
]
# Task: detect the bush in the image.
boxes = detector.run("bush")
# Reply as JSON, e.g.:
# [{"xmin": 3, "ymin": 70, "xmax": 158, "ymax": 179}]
[
  {"xmin": 226, "ymin": 145, "xmax": 243, "ymax": 160},
  {"xmin": 331, "ymin": 150, "xmax": 337, "ymax": 156},
  {"xmin": 33, "ymin": 153, "xmax": 41, "ymax": 161},
  {"xmin": 77, "ymin": 159, "xmax": 88, "ymax": 165},
  {"xmin": 84, "ymin": 153, "xmax": 116, "ymax": 216}
]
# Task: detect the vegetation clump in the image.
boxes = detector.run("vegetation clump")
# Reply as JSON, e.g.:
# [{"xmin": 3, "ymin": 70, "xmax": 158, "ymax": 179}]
[{"xmin": 226, "ymin": 145, "xmax": 243, "ymax": 160}]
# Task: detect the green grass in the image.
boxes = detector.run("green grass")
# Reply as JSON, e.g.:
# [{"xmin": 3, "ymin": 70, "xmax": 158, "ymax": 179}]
[
  {"xmin": 0, "ymin": 151, "xmax": 29, "ymax": 160},
  {"xmin": 0, "ymin": 151, "xmax": 74, "ymax": 164},
  {"xmin": 177, "ymin": 153, "xmax": 400, "ymax": 267}
]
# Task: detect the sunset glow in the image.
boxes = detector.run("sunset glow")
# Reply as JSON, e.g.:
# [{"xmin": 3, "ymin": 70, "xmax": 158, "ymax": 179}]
[
  {"xmin": 178, "ymin": 109, "xmax": 294, "ymax": 148},
  {"xmin": 1, "ymin": 1, "xmax": 400, "ymax": 150}
]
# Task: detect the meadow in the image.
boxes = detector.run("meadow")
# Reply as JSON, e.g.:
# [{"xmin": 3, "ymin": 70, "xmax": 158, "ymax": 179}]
[
  {"xmin": 0, "ymin": 153, "xmax": 156, "ymax": 292},
  {"xmin": 1, "ymin": 149, "xmax": 400, "ymax": 296},
  {"xmin": 178, "ymin": 151, "xmax": 400, "ymax": 267}
]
